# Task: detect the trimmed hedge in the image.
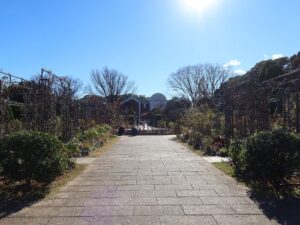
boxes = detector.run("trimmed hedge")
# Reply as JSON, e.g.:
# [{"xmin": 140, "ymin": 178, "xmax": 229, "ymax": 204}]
[
  {"xmin": 0, "ymin": 131, "xmax": 70, "ymax": 183},
  {"xmin": 229, "ymin": 128, "xmax": 300, "ymax": 184}
]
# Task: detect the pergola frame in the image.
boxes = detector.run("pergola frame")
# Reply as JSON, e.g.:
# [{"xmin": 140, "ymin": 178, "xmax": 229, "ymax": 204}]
[{"xmin": 223, "ymin": 69, "xmax": 300, "ymax": 138}]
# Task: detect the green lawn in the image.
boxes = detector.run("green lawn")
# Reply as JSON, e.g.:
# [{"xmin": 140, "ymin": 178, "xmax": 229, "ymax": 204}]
[{"xmin": 212, "ymin": 162, "xmax": 235, "ymax": 178}]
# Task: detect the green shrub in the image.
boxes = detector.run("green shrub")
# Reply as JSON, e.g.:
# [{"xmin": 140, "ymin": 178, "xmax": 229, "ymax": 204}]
[
  {"xmin": 78, "ymin": 124, "xmax": 111, "ymax": 142},
  {"xmin": 228, "ymin": 139, "xmax": 247, "ymax": 176},
  {"xmin": 96, "ymin": 124, "xmax": 111, "ymax": 134},
  {"xmin": 64, "ymin": 138, "xmax": 81, "ymax": 158},
  {"xmin": 95, "ymin": 124, "xmax": 111, "ymax": 141},
  {"xmin": 219, "ymin": 147, "xmax": 229, "ymax": 157},
  {"xmin": 245, "ymin": 129, "xmax": 300, "ymax": 183},
  {"xmin": 0, "ymin": 131, "xmax": 70, "ymax": 183},
  {"xmin": 177, "ymin": 107, "xmax": 225, "ymax": 154},
  {"xmin": 229, "ymin": 129, "xmax": 300, "ymax": 184},
  {"xmin": 79, "ymin": 128, "xmax": 98, "ymax": 141},
  {"xmin": 76, "ymin": 124, "xmax": 112, "ymax": 156}
]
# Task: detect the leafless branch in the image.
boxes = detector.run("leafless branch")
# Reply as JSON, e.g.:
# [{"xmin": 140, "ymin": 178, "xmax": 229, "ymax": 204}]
[
  {"xmin": 91, "ymin": 67, "xmax": 136, "ymax": 105},
  {"xmin": 168, "ymin": 63, "xmax": 230, "ymax": 106}
]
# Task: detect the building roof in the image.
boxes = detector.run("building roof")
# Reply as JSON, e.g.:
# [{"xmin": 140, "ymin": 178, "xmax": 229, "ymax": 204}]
[{"xmin": 150, "ymin": 93, "xmax": 167, "ymax": 102}]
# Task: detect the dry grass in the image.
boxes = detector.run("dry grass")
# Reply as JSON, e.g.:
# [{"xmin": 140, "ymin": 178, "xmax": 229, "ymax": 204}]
[
  {"xmin": 89, "ymin": 136, "xmax": 119, "ymax": 158},
  {"xmin": 45, "ymin": 164, "xmax": 87, "ymax": 198}
]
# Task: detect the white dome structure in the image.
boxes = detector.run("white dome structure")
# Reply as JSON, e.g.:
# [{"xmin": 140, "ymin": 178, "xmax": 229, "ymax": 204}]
[{"xmin": 149, "ymin": 93, "xmax": 167, "ymax": 111}]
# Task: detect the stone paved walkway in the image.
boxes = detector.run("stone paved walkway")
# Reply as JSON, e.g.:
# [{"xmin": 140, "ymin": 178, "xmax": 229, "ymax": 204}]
[{"xmin": 0, "ymin": 136, "xmax": 277, "ymax": 225}]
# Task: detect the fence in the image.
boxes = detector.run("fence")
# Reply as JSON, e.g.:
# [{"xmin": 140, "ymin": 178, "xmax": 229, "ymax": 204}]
[
  {"xmin": 222, "ymin": 69, "xmax": 300, "ymax": 138},
  {"xmin": 0, "ymin": 69, "xmax": 83, "ymax": 141}
]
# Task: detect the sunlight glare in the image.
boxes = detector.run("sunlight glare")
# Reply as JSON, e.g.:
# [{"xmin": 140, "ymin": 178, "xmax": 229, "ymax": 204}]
[{"xmin": 180, "ymin": 0, "xmax": 218, "ymax": 15}]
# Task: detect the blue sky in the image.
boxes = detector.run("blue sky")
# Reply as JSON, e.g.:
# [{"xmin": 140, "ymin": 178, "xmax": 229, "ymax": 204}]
[{"xmin": 0, "ymin": 0, "xmax": 299, "ymax": 98}]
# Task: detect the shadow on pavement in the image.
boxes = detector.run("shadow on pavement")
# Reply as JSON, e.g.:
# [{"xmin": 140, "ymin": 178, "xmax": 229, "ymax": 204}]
[
  {"xmin": 249, "ymin": 192, "xmax": 300, "ymax": 225},
  {"xmin": 0, "ymin": 197, "xmax": 40, "ymax": 219},
  {"xmin": 0, "ymin": 181, "xmax": 46, "ymax": 218}
]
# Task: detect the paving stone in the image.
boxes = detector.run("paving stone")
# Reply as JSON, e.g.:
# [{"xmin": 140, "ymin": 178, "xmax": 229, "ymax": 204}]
[
  {"xmin": 77, "ymin": 175, "xmax": 121, "ymax": 181},
  {"xmin": 110, "ymin": 197, "xmax": 157, "ymax": 206},
  {"xmin": 92, "ymin": 190, "xmax": 136, "ymax": 198},
  {"xmin": 191, "ymin": 183, "xmax": 215, "ymax": 189},
  {"xmin": 117, "ymin": 185, "xmax": 154, "ymax": 191},
  {"xmin": 68, "ymin": 185, "xmax": 117, "ymax": 191},
  {"xmin": 213, "ymin": 215, "xmax": 275, "ymax": 225},
  {"xmin": 213, "ymin": 187, "xmax": 248, "ymax": 197},
  {"xmin": 170, "ymin": 177, "xmax": 189, "ymax": 185},
  {"xmin": 3, "ymin": 136, "xmax": 276, "ymax": 224},
  {"xmin": 52, "ymin": 192, "xmax": 92, "ymax": 199},
  {"xmin": 81, "ymin": 206, "xmax": 134, "ymax": 216},
  {"xmin": 118, "ymin": 180, "xmax": 138, "ymax": 185},
  {"xmin": 204, "ymin": 177, "xmax": 233, "ymax": 185},
  {"xmin": 183, "ymin": 205, "xmax": 235, "ymax": 215},
  {"xmin": 123, "ymin": 175, "xmax": 153, "ymax": 180},
  {"xmin": 47, "ymin": 217, "xmax": 94, "ymax": 225},
  {"xmin": 157, "ymin": 197, "xmax": 202, "ymax": 205},
  {"xmin": 142, "ymin": 179, "xmax": 172, "ymax": 185},
  {"xmin": 100, "ymin": 180, "xmax": 137, "ymax": 185},
  {"xmin": 135, "ymin": 190, "xmax": 177, "ymax": 197},
  {"xmin": 176, "ymin": 190, "xmax": 218, "ymax": 197},
  {"xmin": 64, "ymin": 198, "xmax": 112, "ymax": 206},
  {"xmin": 160, "ymin": 216, "xmax": 217, "ymax": 225},
  {"xmin": 32, "ymin": 199, "xmax": 67, "ymax": 207},
  {"xmin": 169, "ymin": 171, "xmax": 199, "ymax": 176},
  {"xmin": 186, "ymin": 175, "xmax": 207, "ymax": 181},
  {"xmin": 0, "ymin": 218, "xmax": 50, "ymax": 225},
  {"xmin": 201, "ymin": 197, "xmax": 251, "ymax": 205},
  {"xmin": 153, "ymin": 176, "xmax": 170, "ymax": 181},
  {"xmin": 102, "ymin": 216, "xmax": 160, "ymax": 225},
  {"xmin": 10, "ymin": 207, "xmax": 84, "ymax": 217},
  {"xmin": 230, "ymin": 204, "xmax": 263, "ymax": 215},
  {"xmin": 8, "ymin": 207, "xmax": 56, "ymax": 217},
  {"xmin": 154, "ymin": 184, "xmax": 193, "ymax": 190},
  {"xmin": 133, "ymin": 206, "xmax": 184, "ymax": 216}
]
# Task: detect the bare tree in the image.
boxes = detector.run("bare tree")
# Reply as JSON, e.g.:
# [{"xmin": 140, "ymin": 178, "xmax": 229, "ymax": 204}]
[
  {"xmin": 62, "ymin": 76, "xmax": 83, "ymax": 98},
  {"xmin": 168, "ymin": 63, "xmax": 230, "ymax": 106},
  {"xmin": 90, "ymin": 67, "xmax": 136, "ymax": 126},
  {"xmin": 91, "ymin": 67, "xmax": 136, "ymax": 105},
  {"xmin": 31, "ymin": 73, "xmax": 83, "ymax": 99}
]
